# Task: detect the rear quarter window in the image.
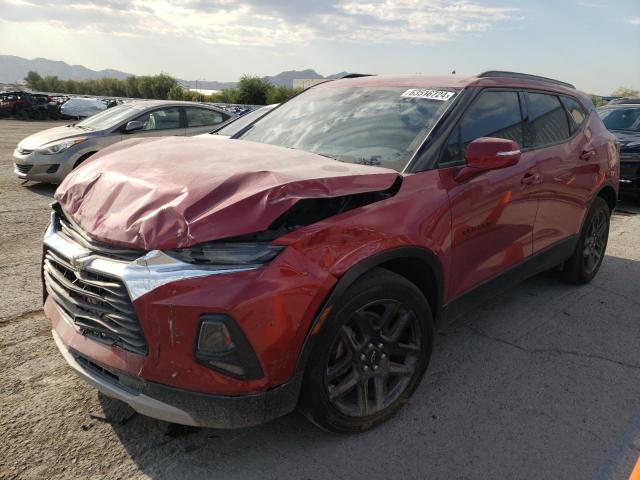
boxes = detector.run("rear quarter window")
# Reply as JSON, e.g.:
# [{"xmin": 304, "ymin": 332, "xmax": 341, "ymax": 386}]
[
  {"xmin": 560, "ymin": 96, "xmax": 588, "ymax": 134},
  {"xmin": 526, "ymin": 93, "xmax": 570, "ymax": 147},
  {"xmin": 186, "ymin": 108, "xmax": 226, "ymax": 128}
]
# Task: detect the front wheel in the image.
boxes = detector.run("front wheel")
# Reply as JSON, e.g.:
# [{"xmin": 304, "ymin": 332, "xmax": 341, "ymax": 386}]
[
  {"xmin": 298, "ymin": 268, "xmax": 433, "ymax": 433},
  {"xmin": 561, "ymin": 196, "xmax": 610, "ymax": 284}
]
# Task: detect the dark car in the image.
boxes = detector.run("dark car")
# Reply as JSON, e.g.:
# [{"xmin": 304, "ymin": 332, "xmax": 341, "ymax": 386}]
[
  {"xmin": 597, "ymin": 103, "xmax": 640, "ymax": 200},
  {"xmin": 43, "ymin": 71, "xmax": 619, "ymax": 432},
  {"xmin": 608, "ymin": 97, "xmax": 640, "ymax": 105}
]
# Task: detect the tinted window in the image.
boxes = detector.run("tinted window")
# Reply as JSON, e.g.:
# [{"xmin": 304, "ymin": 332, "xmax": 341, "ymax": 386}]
[
  {"xmin": 526, "ymin": 93, "xmax": 570, "ymax": 147},
  {"xmin": 442, "ymin": 90, "xmax": 523, "ymax": 163},
  {"xmin": 598, "ymin": 107, "xmax": 640, "ymax": 132},
  {"xmin": 136, "ymin": 107, "xmax": 181, "ymax": 131},
  {"xmin": 561, "ymin": 96, "xmax": 587, "ymax": 133},
  {"xmin": 186, "ymin": 108, "xmax": 225, "ymax": 128}
]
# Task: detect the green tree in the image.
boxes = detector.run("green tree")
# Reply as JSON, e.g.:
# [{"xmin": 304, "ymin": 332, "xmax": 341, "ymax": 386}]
[
  {"xmin": 611, "ymin": 87, "xmax": 639, "ymax": 98},
  {"xmin": 235, "ymin": 75, "xmax": 273, "ymax": 105},
  {"xmin": 24, "ymin": 71, "xmax": 43, "ymax": 90},
  {"xmin": 168, "ymin": 85, "xmax": 185, "ymax": 100},
  {"xmin": 591, "ymin": 94, "xmax": 606, "ymax": 107},
  {"xmin": 267, "ymin": 85, "xmax": 302, "ymax": 104}
]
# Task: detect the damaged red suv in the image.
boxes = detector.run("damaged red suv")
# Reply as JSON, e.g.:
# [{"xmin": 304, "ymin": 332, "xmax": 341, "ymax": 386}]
[{"xmin": 44, "ymin": 72, "xmax": 619, "ymax": 432}]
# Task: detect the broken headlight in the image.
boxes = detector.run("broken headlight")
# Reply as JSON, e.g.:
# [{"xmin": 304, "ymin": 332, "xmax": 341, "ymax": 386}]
[{"xmin": 165, "ymin": 242, "xmax": 285, "ymax": 266}]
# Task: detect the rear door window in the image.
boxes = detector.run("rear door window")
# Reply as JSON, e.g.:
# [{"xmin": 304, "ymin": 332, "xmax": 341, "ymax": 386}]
[
  {"xmin": 185, "ymin": 108, "xmax": 226, "ymax": 128},
  {"xmin": 560, "ymin": 96, "xmax": 588, "ymax": 134},
  {"xmin": 526, "ymin": 93, "xmax": 570, "ymax": 147},
  {"xmin": 442, "ymin": 90, "xmax": 524, "ymax": 164}
]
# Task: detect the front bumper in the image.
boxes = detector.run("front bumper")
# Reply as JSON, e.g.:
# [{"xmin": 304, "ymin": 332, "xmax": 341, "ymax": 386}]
[
  {"xmin": 13, "ymin": 148, "xmax": 76, "ymax": 183},
  {"xmin": 43, "ymin": 209, "xmax": 335, "ymax": 424},
  {"xmin": 53, "ymin": 329, "xmax": 302, "ymax": 428},
  {"xmin": 620, "ymin": 159, "xmax": 640, "ymax": 193}
]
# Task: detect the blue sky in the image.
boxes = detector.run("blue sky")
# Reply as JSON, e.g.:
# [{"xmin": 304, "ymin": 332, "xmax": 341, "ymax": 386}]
[{"xmin": 0, "ymin": 0, "xmax": 638, "ymax": 94}]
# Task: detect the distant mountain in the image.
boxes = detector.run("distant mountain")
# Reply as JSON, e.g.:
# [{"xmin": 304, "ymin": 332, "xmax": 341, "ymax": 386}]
[
  {"xmin": 0, "ymin": 55, "xmax": 131, "ymax": 83},
  {"xmin": 265, "ymin": 69, "xmax": 323, "ymax": 86},
  {"xmin": 325, "ymin": 71, "xmax": 351, "ymax": 80},
  {"xmin": 0, "ymin": 55, "xmax": 352, "ymax": 89}
]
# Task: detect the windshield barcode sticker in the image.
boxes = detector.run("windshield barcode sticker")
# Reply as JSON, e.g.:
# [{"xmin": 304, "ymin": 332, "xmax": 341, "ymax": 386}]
[{"xmin": 401, "ymin": 89, "xmax": 455, "ymax": 101}]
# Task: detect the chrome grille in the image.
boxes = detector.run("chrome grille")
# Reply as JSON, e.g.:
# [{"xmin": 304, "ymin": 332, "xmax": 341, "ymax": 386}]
[
  {"xmin": 43, "ymin": 213, "xmax": 147, "ymax": 355},
  {"xmin": 57, "ymin": 211, "xmax": 144, "ymax": 262},
  {"xmin": 14, "ymin": 163, "xmax": 32, "ymax": 174}
]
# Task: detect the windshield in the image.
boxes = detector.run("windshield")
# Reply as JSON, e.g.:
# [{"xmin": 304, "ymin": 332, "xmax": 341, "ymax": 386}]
[
  {"xmin": 237, "ymin": 86, "xmax": 456, "ymax": 172},
  {"xmin": 215, "ymin": 105, "xmax": 277, "ymax": 136},
  {"xmin": 76, "ymin": 103, "xmax": 141, "ymax": 130},
  {"xmin": 598, "ymin": 107, "xmax": 640, "ymax": 132}
]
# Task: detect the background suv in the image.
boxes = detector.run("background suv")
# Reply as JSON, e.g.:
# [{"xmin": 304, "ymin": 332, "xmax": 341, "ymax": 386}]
[
  {"xmin": 43, "ymin": 71, "xmax": 619, "ymax": 432},
  {"xmin": 13, "ymin": 100, "xmax": 234, "ymax": 183},
  {"xmin": 597, "ymin": 102, "xmax": 640, "ymax": 201}
]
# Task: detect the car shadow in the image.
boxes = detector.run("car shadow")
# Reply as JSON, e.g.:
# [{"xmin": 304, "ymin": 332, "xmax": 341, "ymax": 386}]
[
  {"xmin": 616, "ymin": 193, "xmax": 640, "ymax": 215},
  {"xmin": 98, "ymin": 252, "xmax": 640, "ymax": 480},
  {"xmin": 24, "ymin": 182, "xmax": 57, "ymax": 199}
]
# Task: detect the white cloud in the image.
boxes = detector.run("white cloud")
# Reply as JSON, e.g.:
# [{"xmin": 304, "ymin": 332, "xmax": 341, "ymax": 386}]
[
  {"xmin": 0, "ymin": 0, "xmax": 520, "ymax": 46},
  {"xmin": 576, "ymin": 2, "xmax": 606, "ymax": 8},
  {"xmin": 628, "ymin": 17, "xmax": 640, "ymax": 25}
]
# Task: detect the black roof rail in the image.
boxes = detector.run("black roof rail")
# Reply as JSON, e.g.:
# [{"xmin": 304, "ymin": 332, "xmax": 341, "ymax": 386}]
[
  {"xmin": 340, "ymin": 73, "xmax": 375, "ymax": 79},
  {"xmin": 477, "ymin": 71, "xmax": 575, "ymax": 89}
]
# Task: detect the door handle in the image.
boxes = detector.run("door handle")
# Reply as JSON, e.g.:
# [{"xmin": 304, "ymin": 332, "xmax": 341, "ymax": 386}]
[
  {"xmin": 580, "ymin": 148, "xmax": 596, "ymax": 161},
  {"xmin": 521, "ymin": 172, "xmax": 542, "ymax": 185}
]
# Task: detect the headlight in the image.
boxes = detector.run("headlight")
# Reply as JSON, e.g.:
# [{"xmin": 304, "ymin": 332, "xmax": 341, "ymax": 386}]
[
  {"xmin": 36, "ymin": 138, "xmax": 86, "ymax": 155},
  {"xmin": 165, "ymin": 242, "xmax": 285, "ymax": 266}
]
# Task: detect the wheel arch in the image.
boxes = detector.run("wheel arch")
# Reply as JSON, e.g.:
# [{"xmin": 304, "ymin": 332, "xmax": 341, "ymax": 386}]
[
  {"xmin": 73, "ymin": 151, "xmax": 98, "ymax": 169},
  {"xmin": 295, "ymin": 246, "xmax": 444, "ymax": 373},
  {"xmin": 596, "ymin": 184, "xmax": 617, "ymax": 213}
]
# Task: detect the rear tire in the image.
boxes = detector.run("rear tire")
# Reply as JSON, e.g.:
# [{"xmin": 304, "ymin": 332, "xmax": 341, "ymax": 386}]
[
  {"xmin": 561, "ymin": 197, "xmax": 610, "ymax": 284},
  {"xmin": 298, "ymin": 268, "xmax": 434, "ymax": 433}
]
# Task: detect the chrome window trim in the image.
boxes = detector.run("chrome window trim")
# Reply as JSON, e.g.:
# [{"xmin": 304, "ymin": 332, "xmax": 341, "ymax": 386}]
[{"xmin": 43, "ymin": 213, "xmax": 258, "ymax": 301}]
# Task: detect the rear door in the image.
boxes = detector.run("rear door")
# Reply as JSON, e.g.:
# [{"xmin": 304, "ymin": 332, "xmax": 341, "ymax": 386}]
[
  {"xmin": 524, "ymin": 92, "xmax": 592, "ymax": 252},
  {"xmin": 439, "ymin": 89, "xmax": 539, "ymax": 299},
  {"xmin": 129, "ymin": 106, "xmax": 186, "ymax": 137},
  {"xmin": 184, "ymin": 107, "xmax": 229, "ymax": 135}
]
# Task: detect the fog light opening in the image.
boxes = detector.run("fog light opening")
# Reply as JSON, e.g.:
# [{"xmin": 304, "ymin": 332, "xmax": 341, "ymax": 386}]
[
  {"xmin": 194, "ymin": 315, "xmax": 264, "ymax": 380},
  {"xmin": 197, "ymin": 321, "xmax": 235, "ymax": 354}
]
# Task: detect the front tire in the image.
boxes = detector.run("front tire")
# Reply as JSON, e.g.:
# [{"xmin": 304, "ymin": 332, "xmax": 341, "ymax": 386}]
[
  {"xmin": 561, "ymin": 196, "xmax": 610, "ymax": 284},
  {"xmin": 298, "ymin": 268, "xmax": 434, "ymax": 433}
]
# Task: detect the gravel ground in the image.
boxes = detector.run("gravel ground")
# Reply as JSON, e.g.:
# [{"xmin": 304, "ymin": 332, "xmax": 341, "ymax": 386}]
[{"xmin": 1, "ymin": 119, "xmax": 639, "ymax": 480}]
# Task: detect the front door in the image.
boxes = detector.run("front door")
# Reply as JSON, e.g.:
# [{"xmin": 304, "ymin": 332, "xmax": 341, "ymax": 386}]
[{"xmin": 439, "ymin": 89, "xmax": 539, "ymax": 299}]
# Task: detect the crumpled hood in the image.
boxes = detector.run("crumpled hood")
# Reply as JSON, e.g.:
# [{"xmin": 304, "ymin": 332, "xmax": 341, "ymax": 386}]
[
  {"xmin": 55, "ymin": 136, "xmax": 400, "ymax": 250},
  {"xmin": 19, "ymin": 125, "xmax": 89, "ymax": 150}
]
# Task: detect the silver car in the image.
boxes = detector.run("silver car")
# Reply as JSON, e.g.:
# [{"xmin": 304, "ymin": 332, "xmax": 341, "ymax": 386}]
[{"xmin": 13, "ymin": 100, "xmax": 235, "ymax": 183}]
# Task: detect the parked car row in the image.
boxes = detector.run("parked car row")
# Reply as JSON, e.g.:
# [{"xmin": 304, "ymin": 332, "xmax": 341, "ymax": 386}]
[
  {"xmin": 11, "ymin": 71, "xmax": 621, "ymax": 432},
  {"xmin": 0, "ymin": 91, "xmax": 124, "ymax": 121},
  {"xmin": 13, "ymin": 100, "xmax": 238, "ymax": 182}
]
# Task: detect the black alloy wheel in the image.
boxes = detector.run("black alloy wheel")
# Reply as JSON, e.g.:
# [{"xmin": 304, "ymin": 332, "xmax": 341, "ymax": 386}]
[
  {"xmin": 298, "ymin": 268, "xmax": 433, "ymax": 432},
  {"xmin": 324, "ymin": 299, "xmax": 421, "ymax": 417},
  {"xmin": 582, "ymin": 207, "xmax": 608, "ymax": 275}
]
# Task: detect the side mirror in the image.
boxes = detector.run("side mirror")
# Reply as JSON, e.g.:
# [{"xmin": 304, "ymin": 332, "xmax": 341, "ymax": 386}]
[
  {"xmin": 465, "ymin": 137, "xmax": 521, "ymax": 169},
  {"xmin": 455, "ymin": 137, "xmax": 521, "ymax": 182},
  {"xmin": 124, "ymin": 120, "xmax": 144, "ymax": 133}
]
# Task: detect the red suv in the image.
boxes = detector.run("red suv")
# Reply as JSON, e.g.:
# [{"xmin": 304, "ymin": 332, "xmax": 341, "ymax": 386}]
[{"xmin": 44, "ymin": 71, "xmax": 619, "ymax": 432}]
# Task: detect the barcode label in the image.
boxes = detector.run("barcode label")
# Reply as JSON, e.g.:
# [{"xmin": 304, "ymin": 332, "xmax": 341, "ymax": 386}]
[{"xmin": 401, "ymin": 89, "xmax": 455, "ymax": 101}]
